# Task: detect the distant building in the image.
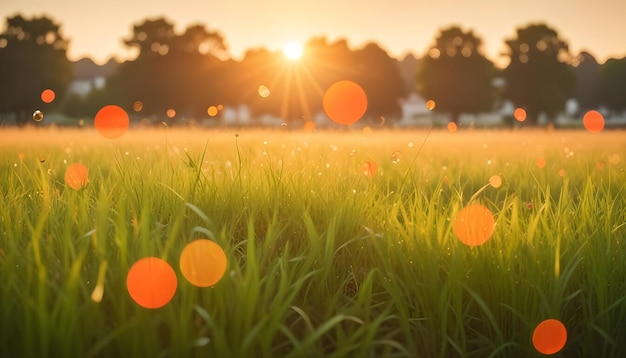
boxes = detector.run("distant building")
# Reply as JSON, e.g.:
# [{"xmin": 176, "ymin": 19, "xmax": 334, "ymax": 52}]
[{"xmin": 68, "ymin": 58, "xmax": 118, "ymax": 96}]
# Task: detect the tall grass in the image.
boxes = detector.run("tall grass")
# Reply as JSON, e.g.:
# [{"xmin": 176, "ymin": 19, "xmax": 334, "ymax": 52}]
[{"xmin": 0, "ymin": 127, "xmax": 625, "ymax": 357}]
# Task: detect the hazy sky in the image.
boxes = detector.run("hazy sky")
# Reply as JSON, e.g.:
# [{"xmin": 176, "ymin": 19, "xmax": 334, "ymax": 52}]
[{"xmin": 2, "ymin": 0, "xmax": 625, "ymax": 67}]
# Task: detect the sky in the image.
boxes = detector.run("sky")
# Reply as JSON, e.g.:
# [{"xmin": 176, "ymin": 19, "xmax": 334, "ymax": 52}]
[{"xmin": 2, "ymin": 0, "xmax": 626, "ymax": 67}]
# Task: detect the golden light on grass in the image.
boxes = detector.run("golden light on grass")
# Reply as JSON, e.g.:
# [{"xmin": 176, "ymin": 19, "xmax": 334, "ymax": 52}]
[
  {"xmin": 64, "ymin": 163, "xmax": 89, "ymax": 190},
  {"xmin": 583, "ymin": 110, "xmax": 604, "ymax": 133},
  {"xmin": 453, "ymin": 204, "xmax": 495, "ymax": 246},
  {"xmin": 532, "ymin": 319, "xmax": 567, "ymax": 355},
  {"xmin": 180, "ymin": 239, "xmax": 227, "ymax": 287},
  {"xmin": 361, "ymin": 161, "xmax": 378, "ymax": 178},
  {"xmin": 91, "ymin": 261, "xmax": 108, "ymax": 303},
  {"xmin": 94, "ymin": 105, "xmax": 129, "ymax": 139},
  {"xmin": 513, "ymin": 108, "xmax": 526, "ymax": 122},
  {"xmin": 126, "ymin": 257, "xmax": 177, "ymax": 309},
  {"xmin": 425, "ymin": 99, "xmax": 436, "ymax": 111},
  {"xmin": 41, "ymin": 89, "xmax": 55, "ymax": 103},
  {"xmin": 323, "ymin": 80, "xmax": 368, "ymax": 125}
]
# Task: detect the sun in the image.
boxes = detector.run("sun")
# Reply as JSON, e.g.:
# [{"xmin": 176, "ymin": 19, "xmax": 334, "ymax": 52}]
[{"xmin": 283, "ymin": 41, "xmax": 303, "ymax": 60}]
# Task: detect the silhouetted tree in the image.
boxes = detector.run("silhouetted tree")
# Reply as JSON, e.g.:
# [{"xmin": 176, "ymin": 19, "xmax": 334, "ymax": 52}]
[
  {"xmin": 574, "ymin": 51, "xmax": 601, "ymax": 114},
  {"xmin": 597, "ymin": 57, "xmax": 626, "ymax": 115},
  {"xmin": 503, "ymin": 23, "xmax": 576, "ymax": 125},
  {"xmin": 353, "ymin": 42, "xmax": 406, "ymax": 120},
  {"xmin": 106, "ymin": 18, "xmax": 229, "ymax": 121},
  {"xmin": 396, "ymin": 53, "xmax": 420, "ymax": 94},
  {"xmin": 234, "ymin": 48, "xmax": 286, "ymax": 119},
  {"xmin": 415, "ymin": 26, "xmax": 496, "ymax": 125},
  {"xmin": 0, "ymin": 15, "xmax": 73, "ymax": 125}
]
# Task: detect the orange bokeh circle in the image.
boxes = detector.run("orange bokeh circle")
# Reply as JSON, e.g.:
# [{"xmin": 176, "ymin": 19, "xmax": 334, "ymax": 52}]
[
  {"xmin": 126, "ymin": 257, "xmax": 177, "ymax": 309},
  {"xmin": 513, "ymin": 108, "xmax": 526, "ymax": 122},
  {"xmin": 583, "ymin": 110, "xmax": 604, "ymax": 133},
  {"xmin": 532, "ymin": 319, "xmax": 567, "ymax": 355},
  {"xmin": 447, "ymin": 122, "xmax": 457, "ymax": 132},
  {"xmin": 361, "ymin": 161, "xmax": 378, "ymax": 178},
  {"xmin": 453, "ymin": 204, "xmax": 495, "ymax": 246},
  {"xmin": 180, "ymin": 239, "xmax": 228, "ymax": 287},
  {"xmin": 94, "ymin": 105, "xmax": 130, "ymax": 139},
  {"xmin": 323, "ymin": 80, "xmax": 367, "ymax": 125},
  {"xmin": 41, "ymin": 89, "xmax": 55, "ymax": 103},
  {"xmin": 64, "ymin": 163, "xmax": 89, "ymax": 190}
]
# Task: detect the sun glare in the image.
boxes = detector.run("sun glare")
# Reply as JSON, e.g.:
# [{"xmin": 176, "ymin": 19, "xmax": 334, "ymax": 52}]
[{"xmin": 283, "ymin": 41, "xmax": 303, "ymax": 60}]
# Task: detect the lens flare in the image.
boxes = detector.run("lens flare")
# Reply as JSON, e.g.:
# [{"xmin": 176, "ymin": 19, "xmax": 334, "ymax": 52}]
[
  {"xmin": 180, "ymin": 239, "xmax": 227, "ymax": 287},
  {"xmin": 514, "ymin": 108, "xmax": 526, "ymax": 122},
  {"xmin": 94, "ymin": 105, "xmax": 129, "ymax": 139},
  {"xmin": 323, "ymin": 80, "xmax": 367, "ymax": 125},
  {"xmin": 583, "ymin": 110, "xmax": 604, "ymax": 133},
  {"xmin": 64, "ymin": 163, "xmax": 89, "ymax": 190},
  {"xmin": 166, "ymin": 109, "xmax": 176, "ymax": 118},
  {"xmin": 283, "ymin": 41, "xmax": 303, "ymax": 60},
  {"xmin": 41, "ymin": 89, "xmax": 55, "ymax": 103},
  {"xmin": 447, "ymin": 122, "xmax": 457, "ymax": 132},
  {"xmin": 532, "ymin": 319, "xmax": 567, "ymax": 355},
  {"xmin": 126, "ymin": 257, "xmax": 177, "ymax": 309},
  {"xmin": 453, "ymin": 204, "xmax": 495, "ymax": 246},
  {"xmin": 133, "ymin": 101, "xmax": 143, "ymax": 112},
  {"xmin": 426, "ymin": 100, "xmax": 436, "ymax": 111},
  {"xmin": 258, "ymin": 85, "xmax": 270, "ymax": 98}
]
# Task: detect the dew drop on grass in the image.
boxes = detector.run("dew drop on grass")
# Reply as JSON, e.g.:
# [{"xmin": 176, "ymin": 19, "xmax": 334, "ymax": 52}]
[
  {"xmin": 180, "ymin": 239, "xmax": 227, "ymax": 287},
  {"xmin": 126, "ymin": 257, "xmax": 177, "ymax": 309},
  {"xmin": 32, "ymin": 110, "xmax": 44, "ymax": 122},
  {"xmin": 391, "ymin": 151, "xmax": 402, "ymax": 163},
  {"xmin": 281, "ymin": 122, "xmax": 287, "ymax": 127},
  {"xmin": 532, "ymin": 319, "xmax": 567, "ymax": 355},
  {"xmin": 38, "ymin": 154, "xmax": 46, "ymax": 163}
]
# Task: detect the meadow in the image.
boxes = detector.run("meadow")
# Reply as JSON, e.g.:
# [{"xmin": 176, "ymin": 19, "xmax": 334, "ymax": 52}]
[{"xmin": 0, "ymin": 127, "xmax": 625, "ymax": 357}]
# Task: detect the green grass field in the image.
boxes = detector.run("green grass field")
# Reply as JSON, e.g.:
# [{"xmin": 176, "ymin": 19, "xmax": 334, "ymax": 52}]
[{"xmin": 1, "ymin": 127, "xmax": 625, "ymax": 357}]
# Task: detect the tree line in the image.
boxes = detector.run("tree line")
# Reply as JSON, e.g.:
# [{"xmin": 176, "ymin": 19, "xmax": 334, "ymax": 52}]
[{"xmin": 1, "ymin": 14, "xmax": 625, "ymax": 126}]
